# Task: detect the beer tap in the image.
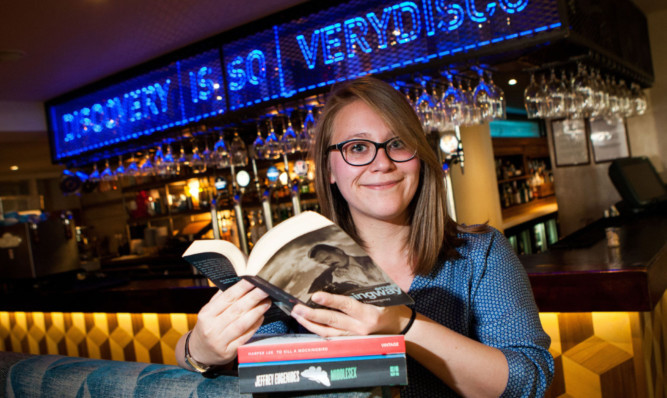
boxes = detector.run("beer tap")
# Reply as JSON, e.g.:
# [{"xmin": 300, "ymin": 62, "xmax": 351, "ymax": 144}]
[
  {"xmin": 209, "ymin": 192, "xmax": 221, "ymax": 240},
  {"xmin": 251, "ymin": 152, "xmax": 273, "ymax": 230},
  {"xmin": 230, "ymin": 162, "xmax": 250, "ymax": 255},
  {"xmin": 283, "ymin": 153, "xmax": 301, "ymax": 215}
]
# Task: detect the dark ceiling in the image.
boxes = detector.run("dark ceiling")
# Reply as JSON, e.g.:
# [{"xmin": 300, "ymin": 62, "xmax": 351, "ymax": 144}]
[{"xmin": 0, "ymin": 0, "xmax": 664, "ymax": 179}]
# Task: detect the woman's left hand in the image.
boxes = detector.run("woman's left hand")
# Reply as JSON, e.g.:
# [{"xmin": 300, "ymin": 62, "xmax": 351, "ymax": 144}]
[{"xmin": 290, "ymin": 291, "xmax": 413, "ymax": 336}]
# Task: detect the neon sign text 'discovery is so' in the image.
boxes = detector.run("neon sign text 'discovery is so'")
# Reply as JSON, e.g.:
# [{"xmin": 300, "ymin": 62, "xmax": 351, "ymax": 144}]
[{"xmin": 49, "ymin": 0, "xmax": 556, "ymax": 162}]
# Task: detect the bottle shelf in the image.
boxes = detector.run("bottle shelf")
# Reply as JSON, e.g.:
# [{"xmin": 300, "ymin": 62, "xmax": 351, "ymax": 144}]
[
  {"xmin": 501, "ymin": 196, "xmax": 558, "ymax": 231},
  {"xmin": 497, "ymin": 175, "xmax": 529, "ymax": 184}
]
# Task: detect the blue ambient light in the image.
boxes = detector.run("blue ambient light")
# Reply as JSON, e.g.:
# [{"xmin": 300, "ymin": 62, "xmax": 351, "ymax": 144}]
[
  {"xmin": 47, "ymin": 0, "xmax": 560, "ymax": 163},
  {"xmin": 48, "ymin": 49, "xmax": 225, "ymax": 161}
]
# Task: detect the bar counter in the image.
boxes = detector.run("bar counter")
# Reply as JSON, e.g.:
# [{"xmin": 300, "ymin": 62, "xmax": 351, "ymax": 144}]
[
  {"xmin": 1, "ymin": 208, "xmax": 666, "ymax": 397},
  {"xmin": 2, "ymin": 208, "xmax": 665, "ymax": 314},
  {"xmin": 522, "ymin": 207, "xmax": 667, "ymax": 312}
]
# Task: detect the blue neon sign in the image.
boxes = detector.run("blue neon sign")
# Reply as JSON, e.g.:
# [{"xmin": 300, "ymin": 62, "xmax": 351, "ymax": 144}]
[
  {"xmin": 47, "ymin": 0, "xmax": 561, "ymax": 163},
  {"xmin": 48, "ymin": 49, "xmax": 225, "ymax": 161},
  {"xmin": 224, "ymin": 0, "xmax": 559, "ymax": 108}
]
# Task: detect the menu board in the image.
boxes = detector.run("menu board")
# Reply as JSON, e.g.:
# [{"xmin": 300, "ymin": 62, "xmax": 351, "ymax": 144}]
[{"xmin": 47, "ymin": 0, "xmax": 562, "ymax": 163}]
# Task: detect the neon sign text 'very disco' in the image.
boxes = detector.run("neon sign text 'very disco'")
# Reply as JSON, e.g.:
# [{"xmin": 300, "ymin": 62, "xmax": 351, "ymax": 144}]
[
  {"xmin": 295, "ymin": 0, "xmax": 530, "ymax": 69},
  {"xmin": 223, "ymin": 0, "xmax": 557, "ymax": 109},
  {"xmin": 47, "ymin": 0, "xmax": 559, "ymax": 163}
]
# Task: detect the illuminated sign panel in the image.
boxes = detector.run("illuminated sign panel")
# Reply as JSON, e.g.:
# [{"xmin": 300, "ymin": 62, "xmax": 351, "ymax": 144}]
[
  {"xmin": 223, "ymin": 0, "xmax": 561, "ymax": 108},
  {"xmin": 224, "ymin": 29, "xmax": 284, "ymax": 110},
  {"xmin": 48, "ymin": 49, "xmax": 225, "ymax": 161},
  {"xmin": 47, "ymin": 0, "xmax": 561, "ymax": 163}
]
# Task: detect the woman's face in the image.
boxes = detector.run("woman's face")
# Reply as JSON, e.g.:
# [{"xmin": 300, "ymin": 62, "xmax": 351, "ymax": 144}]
[{"xmin": 328, "ymin": 99, "xmax": 421, "ymax": 226}]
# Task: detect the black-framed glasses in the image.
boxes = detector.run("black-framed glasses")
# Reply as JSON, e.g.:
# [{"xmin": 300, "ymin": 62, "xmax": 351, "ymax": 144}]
[{"xmin": 327, "ymin": 137, "xmax": 417, "ymax": 166}]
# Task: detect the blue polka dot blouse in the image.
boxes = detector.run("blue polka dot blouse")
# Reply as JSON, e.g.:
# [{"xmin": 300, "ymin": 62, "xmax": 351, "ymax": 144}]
[{"xmin": 258, "ymin": 228, "xmax": 555, "ymax": 397}]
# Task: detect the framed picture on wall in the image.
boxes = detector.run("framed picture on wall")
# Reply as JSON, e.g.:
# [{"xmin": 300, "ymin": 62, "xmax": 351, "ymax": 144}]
[
  {"xmin": 551, "ymin": 118, "xmax": 590, "ymax": 167},
  {"xmin": 588, "ymin": 116, "xmax": 631, "ymax": 163}
]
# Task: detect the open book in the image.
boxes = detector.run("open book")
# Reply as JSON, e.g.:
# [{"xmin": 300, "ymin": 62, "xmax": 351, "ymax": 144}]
[{"xmin": 182, "ymin": 211, "xmax": 413, "ymax": 319}]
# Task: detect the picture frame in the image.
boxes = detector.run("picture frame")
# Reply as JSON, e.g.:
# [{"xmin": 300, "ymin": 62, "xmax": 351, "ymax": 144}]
[
  {"xmin": 587, "ymin": 116, "xmax": 631, "ymax": 163},
  {"xmin": 551, "ymin": 118, "xmax": 590, "ymax": 167}
]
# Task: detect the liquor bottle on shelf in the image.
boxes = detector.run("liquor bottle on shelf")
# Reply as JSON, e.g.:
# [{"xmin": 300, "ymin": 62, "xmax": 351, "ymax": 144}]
[{"xmin": 512, "ymin": 181, "xmax": 523, "ymax": 205}]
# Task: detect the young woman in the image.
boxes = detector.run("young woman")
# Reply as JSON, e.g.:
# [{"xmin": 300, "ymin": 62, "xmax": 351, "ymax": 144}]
[{"xmin": 176, "ymin": 76, "xmax": 554, "ymax": 397}]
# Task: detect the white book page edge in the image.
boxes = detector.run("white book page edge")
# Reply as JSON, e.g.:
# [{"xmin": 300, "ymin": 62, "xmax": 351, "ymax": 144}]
[
  {"xmin": 246, "ymin": 211, "xmax": 333, "ymax": 276},
  {"xmin": 246, "ymin": 334, "xmax": 400, "ymax": 346}
]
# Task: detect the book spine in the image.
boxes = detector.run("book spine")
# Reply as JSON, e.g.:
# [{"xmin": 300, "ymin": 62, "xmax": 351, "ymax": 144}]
[
  {"xmin": 238, "ymin": 335, "xmax": 406, "ymax": 363},
  {"xmin": 242, "ymin": 275, "xmax": 303, "ymax": 314},
  {"xmin": 238, "ymin": 354, "xmax": 407, "ymax": 393}
]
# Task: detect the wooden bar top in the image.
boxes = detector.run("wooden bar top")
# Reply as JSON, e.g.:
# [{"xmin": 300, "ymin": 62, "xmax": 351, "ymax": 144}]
[
  {"xmin": 521, "ymin": 207, "xmax": 667, "ymax": 312},
  {"xmin": 1, "ymin": 208, "xmax": 665, "ymax": 314}
]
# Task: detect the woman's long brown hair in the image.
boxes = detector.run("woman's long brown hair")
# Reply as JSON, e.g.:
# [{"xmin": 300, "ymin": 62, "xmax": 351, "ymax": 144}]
[{"xmin": 311, "ymin": 76, "xmax": 485, "ymax": 276}]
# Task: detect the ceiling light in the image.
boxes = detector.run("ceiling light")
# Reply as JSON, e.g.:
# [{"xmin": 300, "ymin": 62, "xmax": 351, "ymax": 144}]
[
  {"xmin": 10, "ymin": 165, "xmax": 19, "ymax": 171},
  {"xmin": 508, "ymin": 78, "xmax": 517, "ymax": 86}
]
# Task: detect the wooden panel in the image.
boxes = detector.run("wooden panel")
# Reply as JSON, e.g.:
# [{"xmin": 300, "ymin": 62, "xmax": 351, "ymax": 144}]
[{"xmin": 559, "ymin": 313, "xmax": 594, "ymax": 353}]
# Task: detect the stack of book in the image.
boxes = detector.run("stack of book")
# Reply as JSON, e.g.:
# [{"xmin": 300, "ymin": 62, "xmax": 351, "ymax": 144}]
[{"xmin": 237, "ymin": 334, "xmax": 408, "ymax": 394}]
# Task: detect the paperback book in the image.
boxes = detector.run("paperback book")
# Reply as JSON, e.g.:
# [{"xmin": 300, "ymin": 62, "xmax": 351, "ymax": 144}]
[
  {"xmin": 238, "ymin": 334, "xmax": 406, "ymax": 363},
  {"xmin": 238, "ymin": 354, "xmax": 408, "ymax": 393},
  {"xmin": 182, "ymin": 211, "xmax": 413, "ymax": 318}
]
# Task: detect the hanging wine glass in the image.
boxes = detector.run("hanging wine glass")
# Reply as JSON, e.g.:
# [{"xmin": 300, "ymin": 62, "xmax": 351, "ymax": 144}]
[
  {"xmin": 139, "ymin": 153, "xmax": 154, "ymax": 176},
  {"xmin": 591, "ymin": 69, "xmax": 608, "ymax": 119},
  {"xmin": 125, "ymin": 155, "xmax": 140, "ymax": 177},
  {"xmin": 607, "ymin": 76, "xmax": 621, "ymax": 116},
  {"xmin": 163, "ymin": 144, "xmax": 178, "ymax": 175},
  {"xmin": 213, "ymin": 134, "xmax": 230, "ymax": 168},
  {"xmin": 617, "ymin": 79, "xmax": 633, "ymax": 118},
  {"xmin": 561, "ymin": 70, "xmax": 578, "ymax": 119},
  {"xmin": 630, "ymin": 82, "xmax": 648, "ymax": 116},
  {"xmin": 251, "ymin": 122, "xmax": 266, "ymax": 160},
  {"xmin": 524, "ymin": 72, "xmax": 543, "ymax": 119},
  {"xmin": 280, "ymin": 114, "xmax": 298, "ymax": 154},
  {"xmin": 202, "ymin": 138, "xmax": 215, "ymax": 169},
  {"xmin": 114, "ymin": 156, "xmax": 126, "ymax": 180},
  {"xmin": 537, "ymin": 74, "xmax": 551, "ymax": 118},
  {"xmin": 415, "ymin": 81, "xmax": 436, "ymax": 132},
  {"xmin": 473, "ymin": 70, "xmax": 494, "ymax": 122},
  {"xmin": 441, "ymin": 75, "xmax": 464, "ymax": 128},
  {"xmin": 465, "ymin": 78, "xmax": 481, "ymax": 125},
  {"xmin": 154, "ymin": 145, "xmax": 168, "ymax": 177},
  {"xmin": 545, "ymin": 69, "xmax": 567, "ymax": 118},
  {"xmin": 572, "ymin": 62, "xmax": 599, "ymax": 117},
  {"xmin": 428, "ymin": 84, "xmax": 443, "ymax": 132},
  {"xmin": 487, "ymin": 72, "xmax": 506, "ymax": 120},
  {"xmin": 302, "ymin": 107, "xmax": 316, "ymax": 150},
  {"xmin": 176, "ymin": 144, "xmax": 188, "ymax": 174},
  {"xmin": 88, "ymin": 163, "xmax": 101, "ymax": 182},
  {"xmin": 101, "ymin": 159, "xmax": 115, "ymax": 181},
  {"xmin": 229, "ymin": 130, "xmax": 249, "ymax": 167},
  {"xmin": 190, "ymin": 144, "xmax": 207, "ymax": 174},
  {"xmin": 264, "ymin": 118, "xmax": 281, "ymax": 159},
  {"xmin": 294, "ymin": 111, "xmax": 309, "ymax": 153}
]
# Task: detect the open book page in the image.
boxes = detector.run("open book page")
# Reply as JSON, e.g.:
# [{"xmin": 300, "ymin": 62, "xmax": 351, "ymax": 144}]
[
  {"xmin": 182, "ymin": 239, "xmax": 247, "ymax": 275},
  {"xmin": 183, "ymin": 211, "xmax": 412, "ymax": 316},
  {"xmin": 245, "ymin": 211, "xmax": 333, "ymax": 275},
  {"xmin": 182, "ymin": 239, "xmax": 290, "ymax": 324},
  {"xmin": 249, "ymin": 222, "xmax": 413, "ymax": 309}
]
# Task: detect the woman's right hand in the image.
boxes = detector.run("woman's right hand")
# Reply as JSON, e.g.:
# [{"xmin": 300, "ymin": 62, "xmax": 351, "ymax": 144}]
[{"xmin": 177, "ymin": 279, "xmax": 271, "ymax": 368}]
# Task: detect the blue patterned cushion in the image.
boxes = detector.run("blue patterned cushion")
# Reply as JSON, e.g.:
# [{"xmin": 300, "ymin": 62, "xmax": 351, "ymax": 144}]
[{"xmin": 5, "ymin": 354, "xmax": 390, "ymax": 397}]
